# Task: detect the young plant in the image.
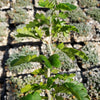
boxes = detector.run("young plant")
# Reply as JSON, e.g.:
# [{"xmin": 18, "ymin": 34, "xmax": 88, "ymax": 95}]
[{"xmin": 10, "ymin": 0, "xmax": 90, "ymax": 100}]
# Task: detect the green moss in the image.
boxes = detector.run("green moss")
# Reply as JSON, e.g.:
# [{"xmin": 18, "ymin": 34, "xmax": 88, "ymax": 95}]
[
  {"xmin": 70, "ymin": 23, "xmax": 92, "ymax": 36},
  {"xmin": 0, "ymin": 12, "xmax": 7, "ymax": 22},
  {"xmin": 12, "ymin": 0, "xmax": 32, "ymax": 8},
  {"xmin": 86, "ymin": 7, "xmax": 100, "ymax": 23},
  {"xmin": 7, "ymin": 8, "xmax": 28, "ymax": 24},
  {"xmin": 0, "ymin": 0, "xmax": 9, "ymax": 8},
  {"xmin": 0, "ymin": 26, "xmax": 7, "ymax": 36},
  {"xmin": 62, "ymin": 0, "xmax": 76, "ymax": 4},
  {"xmin": 66, "ymin": 7, "xmax": 88, "ymax": 23},
  {"xmin": 82, "ymin": 43, "xmax": 99, "ymax": 65},
  {"xmin": 79, "ymin": 0, "xmax": 98, "ymax": 8}
]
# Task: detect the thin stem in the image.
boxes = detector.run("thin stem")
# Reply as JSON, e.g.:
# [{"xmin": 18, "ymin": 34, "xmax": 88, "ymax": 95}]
[{"xmin": 47, "ymin": 13, "xmax": 53, "ymax": 100}]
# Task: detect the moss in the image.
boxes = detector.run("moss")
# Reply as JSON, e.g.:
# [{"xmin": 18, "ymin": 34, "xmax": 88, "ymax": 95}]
[
  {"xmin": 79, "ymin": 0, "xmax": 98, "ymax": 8},
  {"xmin": 62, "ymin": 0, "xmax": 76, "ymax": 4},
  {"xmin": 66, "ymin": 7, "xmax": 88, "ymax": 23},
  {"xmin": 86, "ymin": 7, "xmax": 100, "ymax": 23},
  {"xmin": 0, "ymin": 0, "xmax": 9, "ymax": 8},
  {"xmin": 70, "ymin": 23, "xmax": 92, "ymax": 36},
  {"xmin": 12, "ymin": 0, "xmax": 32, "ymax": 8},
  {"xmin": 7, "ymin": 8, "xmax": 28, "ymax": 24},
  {"xmin": 82, "ymin": 43, "xmax": 99, "ymax": 65},
  {"xmin": 0, "ymin": 26, "xmax": 7, "ymax": 36}
]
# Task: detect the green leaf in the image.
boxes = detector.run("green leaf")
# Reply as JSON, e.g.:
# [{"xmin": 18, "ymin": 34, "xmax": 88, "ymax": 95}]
[
  {"xmin": 65, "ymin": 82, "xmax": 90, "ymax": 100},
  {"xmin": 20, "ymin": 94, "xmax": 34, "ymax": 100},
  {"xmin": 49, "ymin": 54, "xmax": 61, "ymax": 68},
  {"xmin": 58, "ymin": 12, "xmax": 68, "ymax": 19},
  {"xmin": 35, "ymin": 27, "xmax": 43, "ymax": 39},
  {"xmin": 39, "ymin": 55, "xmax": 52, "ymax": 68},
  {"xmin": 21, "ymin": 84, "xmax": 33, "ymax": 93},
  {"xmin": 31, "ymin": 69, "xmax": 41, "ymax": 75},
  {"xmin": 31, "ymin": 67, "xmax": 47, "ymax": 75},
  {"xmin": 10, "ymin": 55, "xmax": 37, "ymax": 67},
  {"xmin": 38, "ymin": 0, "xmax": 55, "ymax": 9},
  {"xmin": 17, "ymin": 27, "xmax": 37, "ymax": 38},
  {"xmin": 53, "ymin": 84, "xmax": 70, "ymax": 94},
  {"xmin": 51, "ymin": 69, "xmax": 59, "ymax": 74},
  {"xmin": 62, "ymin": 47, "xmax": 88, "ymax": 61},
  {"xmin": 55, "ymin": 73, "xmax": 75, "ymax": 81},
  {"xmin": 42, "ymin": 27, "xmax": 49, "ymax": 36},
  {"xmin": 32, "ymin": 92, "xmax": 42, "ymax": 100},
  {"xmin": 60, "ymin": 25, "xmax": 79, "ymax": 33},
  {"xmin": 20, "ymin": 92, "xmax": 41, "ymax": 100},
  {"xmin": 55, "ymin": 96, "xmax": 63, "ymax": 100},
  {"xmin": 65, "ymin": 3, "xmax": 77, "ymax": 10},
  {"xmin": 47, "ymin": 78, "xmax": 54, "ymax": 88},
  {"xmin": 56, "ymin": 3, "xmax": 76, "ymax": 11},
  {"xmin": 57, "ymin": 43, "xmax": 64, "ymax": 50},
  {"xmin": 35, "ymin": 13, "xmax": 50, "ymax": 25}
]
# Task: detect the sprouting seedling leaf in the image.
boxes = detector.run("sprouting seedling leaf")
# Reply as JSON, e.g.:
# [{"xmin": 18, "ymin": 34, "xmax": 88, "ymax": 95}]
[
  {"xmin": 10, "ymin": 55, "xmax": 37, "ymax": 67},
  {"xmin": 49, "ymin": 54, "xmax": 61, "ymax": 68}
]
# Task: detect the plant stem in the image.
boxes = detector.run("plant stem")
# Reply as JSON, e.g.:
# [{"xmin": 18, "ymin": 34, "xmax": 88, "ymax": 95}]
[{"xmin": 47, "ymin": 14, "xmax": 53, "ymax": 100}]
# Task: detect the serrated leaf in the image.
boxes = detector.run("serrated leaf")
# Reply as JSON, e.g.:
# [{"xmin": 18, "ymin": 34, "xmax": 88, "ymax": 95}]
[
  {"xmin": 65, "ymin": 82, "xmax": 90, "ymax": 100},
  {"xmin": 49, "ymin": 54, "xmax": 61, "ymax": 68},
  {"xmin": 60, "ymin": 25, "xmax": 79, "ymax": 32},
  {"xmin": 20, "ymin": 92, "xmax": 41, "ymax": 100},
  {"xmin": 10, "ymin": 55, "xmax": 37, "ymax": 67},
  {"xmin": 17, "ymin": 27, "xmax": 37, "ymax": 38},
  {"xmin": 65, "ymin": 3, "xmax": 77, "ymax": 10},
  {"xmin": 56, "ymin": 3, "xmax": 76, "ymax": 11},
  {"xmin": 62, "ymin": 47, "xmax": 88, "ymax": 61},
  {"xmin": 38, "ymin": 0, "xmax": 55, "ymax": 9}
]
